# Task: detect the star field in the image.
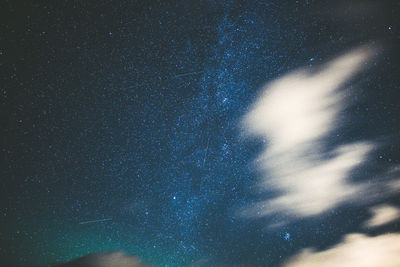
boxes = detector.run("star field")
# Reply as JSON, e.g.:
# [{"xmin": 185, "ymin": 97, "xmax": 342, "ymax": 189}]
[{"xmin": 1, "ymin": 1, "xmax": 400, "ymax": 266}]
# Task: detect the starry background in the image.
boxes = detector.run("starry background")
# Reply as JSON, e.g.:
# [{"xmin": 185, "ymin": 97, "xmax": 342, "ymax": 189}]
[{"xmin": 1, "ymin": 1, "xmax": 400, "ymax": 266}]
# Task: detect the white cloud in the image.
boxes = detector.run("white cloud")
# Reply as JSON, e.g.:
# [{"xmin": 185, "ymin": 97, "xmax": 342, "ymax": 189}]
[
  {"xmin": 242, "ymin": 47, "xmax": 376, "ymax": 219},
  {"xmin": 244, "ymin": 47, "xmax": 371, "ymax": 153},
  {"xmin": 364, "ymin": 205, "xmax": 400, "ymax": 228},
  {"xmin": 284, "ymin": 233, "xmax": 400, "ymax": 267}
]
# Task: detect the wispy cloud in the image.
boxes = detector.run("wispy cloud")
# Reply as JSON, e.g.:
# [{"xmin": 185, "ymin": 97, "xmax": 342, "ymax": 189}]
[
  {"xmin": 54, "ymin": 251, "xmax": 150, "ymax": 267},
  {"xmin": 242, "ymin": 47, "xmax": 376, "ymax": 220},
  {"xmin": 364, "ymin": 205, "xmax": 400, "ymax": 228},
  {"xmin": 284, "ymin": 233, "xmax": 400, "ymax": 267}
]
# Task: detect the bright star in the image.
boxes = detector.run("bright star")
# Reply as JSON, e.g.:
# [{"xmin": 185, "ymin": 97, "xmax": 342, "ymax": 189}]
[{"xmin": 284, "ymin": 232, "xmax": 291, "ymax": 241}]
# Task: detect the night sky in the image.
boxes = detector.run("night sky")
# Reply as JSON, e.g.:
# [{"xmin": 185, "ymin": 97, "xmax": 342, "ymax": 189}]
[{"xmin": 1, "ymin": 1, "xmax": 400, "ymax": 266}]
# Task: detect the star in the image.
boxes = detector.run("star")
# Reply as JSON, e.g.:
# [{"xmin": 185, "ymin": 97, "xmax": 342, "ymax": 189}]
[{"xmin": 284, "ymin": 232, "xmax": 291, "ymax": 241}]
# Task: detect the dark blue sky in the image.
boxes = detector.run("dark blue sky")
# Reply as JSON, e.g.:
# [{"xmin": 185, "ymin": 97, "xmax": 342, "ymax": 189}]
[{"xmin": 1, "ymin": 1, "xmax": 400, "ymax": 266}]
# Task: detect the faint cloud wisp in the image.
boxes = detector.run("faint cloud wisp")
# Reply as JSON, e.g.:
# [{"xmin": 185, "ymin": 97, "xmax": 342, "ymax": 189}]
[
  {"xmin": 54, "ymin": 251, "xmax": 150, "ymax": 267},
  {"xmin": 363, "ymin": 205, "xmax": 400, "ymax": 228}
]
